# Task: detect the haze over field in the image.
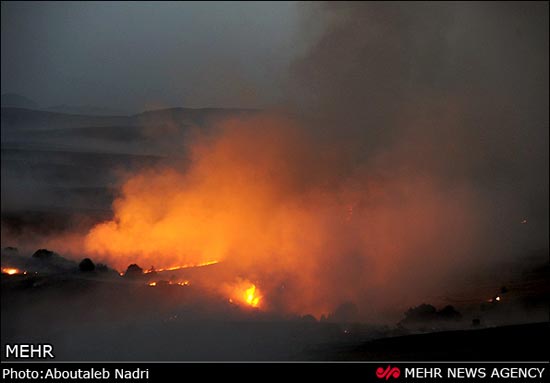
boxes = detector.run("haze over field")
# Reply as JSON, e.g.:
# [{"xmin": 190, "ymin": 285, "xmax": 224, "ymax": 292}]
[{"xmin": 1, "ymin": 2, "xmax": 548, "ymax": 359}]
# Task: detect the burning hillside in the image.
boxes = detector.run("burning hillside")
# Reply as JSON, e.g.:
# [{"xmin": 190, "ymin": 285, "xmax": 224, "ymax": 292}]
[
  {"xmin": 76, "ymin": 113, "xmax": 486, "ymax": 319},
  {"xmin": 1, "ymin": 2, "xmax": 547, "ymax": 362}
]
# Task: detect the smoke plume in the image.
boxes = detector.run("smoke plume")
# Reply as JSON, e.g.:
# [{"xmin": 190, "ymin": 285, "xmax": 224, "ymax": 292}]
[{"xmin": 25, "ymin": 3, "xmax": 550, "ymax": 320}]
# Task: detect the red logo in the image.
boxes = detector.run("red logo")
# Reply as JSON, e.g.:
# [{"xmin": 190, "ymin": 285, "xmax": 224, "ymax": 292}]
[{"xmin": 376, "ymin": 366, "xmax": 400, "ymax": 380}]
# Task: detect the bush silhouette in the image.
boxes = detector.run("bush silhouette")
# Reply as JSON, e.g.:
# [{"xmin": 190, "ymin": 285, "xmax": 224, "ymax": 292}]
[{"xmin": 79, "ymin": 258, "xmax": 95, "ymax": 272}]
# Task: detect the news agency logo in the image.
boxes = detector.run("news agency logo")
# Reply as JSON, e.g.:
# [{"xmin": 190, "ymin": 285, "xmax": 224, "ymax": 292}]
[{"xmin": 376, "ymin": 365, "xmax": 401, "ymax": 380}]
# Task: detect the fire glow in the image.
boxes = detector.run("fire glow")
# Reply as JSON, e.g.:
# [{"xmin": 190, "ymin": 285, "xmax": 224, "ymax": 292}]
[
  {"xmin": 227, "ymin": 279, "xmax": 263, "ymax": 308},
  {"xmin": 82, "ymin": 114, "xmax": 481, "ymax": 316},
  {"xmin": 143, "ymin": 260, "xmax": 219, "ymax": 274},
  {"xmin": 148, "ymin": 280, "xmax": 190, "ymax": 287},
  {"xmin": 244, "ymin": 285, "xmax": 261, "ymax": 308},
  {"xmin": 1, "ymin": 268, "xmax": 25, "ymax": 275}
]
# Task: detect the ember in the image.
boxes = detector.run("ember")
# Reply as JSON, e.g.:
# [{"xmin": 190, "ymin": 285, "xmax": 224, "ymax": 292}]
[
  {"xmin": 1, "ymin": 268, "xmax": 25, "ymax": 275},
  {"xmin": 148, "ymin": 280, "xmax": 190, "ymax": 287}
]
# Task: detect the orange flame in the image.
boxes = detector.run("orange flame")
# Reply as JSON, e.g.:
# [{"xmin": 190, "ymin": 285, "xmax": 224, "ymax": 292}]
[
  {"xmin": 244, "ymin": 285, "xmax": 261, "ymax": 307},
  {"xmin": 81, "ymin": 114, "xmax": 481, "ymax": 316},
  {"xmin": 148, "ymin": 280, "xmax": 190, "ymax": 287},
  {"xmin": 143, "ymin": 260, "xmax": 219, "ymax": 274},
  {"xmin": 1, "ymin": 268, "xmax": 24, "ymax": 275},
  {"xmin": 227, "ymin": 279, "xmax": 263, "ymax": 308}
]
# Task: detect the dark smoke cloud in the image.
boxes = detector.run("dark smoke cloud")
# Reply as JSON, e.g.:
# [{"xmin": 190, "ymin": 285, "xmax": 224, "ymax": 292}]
[
  {"xmin": 287, "ymin": 1, "xmax": 549, "ymax": 259},
  {"xmin": 65, "ymin": 2, "xmax": 549, "ymax": 321}
]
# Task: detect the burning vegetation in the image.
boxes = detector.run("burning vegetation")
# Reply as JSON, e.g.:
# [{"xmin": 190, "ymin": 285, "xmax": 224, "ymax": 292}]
[
  {"xmin": 143, "ymin": 261, "xmax": 219, "ymax": 274},
  {"xmin": 226, "ymin": 279, "xmax": 263, "ymax": 309},
  {"xmin": 1, "ymin": 267, "xmax": 25, "ymax": 276},
  {"xmin": 75, "ymin": 113, "xmax": 489, "ymax": 319},
  {"xmin": 148, "ymin": 280, "xmax": 190, "ymax": 287},
  {"xmin": 2, "ymin": 3, "xmax": 547, "ymax": 330}
]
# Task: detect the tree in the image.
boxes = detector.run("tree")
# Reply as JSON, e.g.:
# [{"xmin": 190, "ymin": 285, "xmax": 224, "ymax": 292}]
[{"xmin": 79, "ymin": 258, "xmax": 95, "ymax": 272}]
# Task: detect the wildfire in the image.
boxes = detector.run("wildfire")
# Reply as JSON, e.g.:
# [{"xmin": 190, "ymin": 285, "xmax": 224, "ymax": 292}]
[
  {"xmin": 143, "ymin": 260, "xmax": 219, "ymax": 274},
  {"xmin": 244, "ymin": 285, "xmax": 261, "ymax": 307},
  {"xmin": 1, "ymin": 268, "xmax": 25, "ymax": 275},
  {"xmin": 227, "ymin": 279, "xmax": 263, "ymax": 308},
  {"xmin": 81, "ymin": 114, "xmax": 483, "ymax": 316},
  {"xmin": 148, "ymin": 280, "xmax": 190, "ymax": 287}
]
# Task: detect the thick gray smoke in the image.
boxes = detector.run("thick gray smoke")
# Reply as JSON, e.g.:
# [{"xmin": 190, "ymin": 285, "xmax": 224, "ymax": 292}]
[{"xmin": 288, "ymin": 1, "xmax": 548, "ymax": 259}]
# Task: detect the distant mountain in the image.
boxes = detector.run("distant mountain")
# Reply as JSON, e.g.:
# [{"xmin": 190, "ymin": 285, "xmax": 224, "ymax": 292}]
[
  {"xmin": 0, "ymin": 106, "xmax": 256, "ymax": 132},
  {"xmin": 134, "ymin": 106, "xmax": 257, "ymax": 127},
  {"xmin": 46, "ymin": 105, "xmax": 129, "ymax": 116},
  {"xmin": 0, "ymin": 105, "xmax": 261, "ymax": 257},
  {"xmin": 1, "ymin": 93, "xmax": 38, "ymax": 109},
  {"xmin": 1, "ymin": 106, "xmax": 257, "ymax": 155},
  {"xmin": 1, "ymin": 107, "xmax": 129, "ymax": 130}
]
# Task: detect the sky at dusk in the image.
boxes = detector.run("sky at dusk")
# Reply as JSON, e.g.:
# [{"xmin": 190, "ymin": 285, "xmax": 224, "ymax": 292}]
[{"xmin": 1, "ymin": 1, "xmax": 304, "ymax": 112}]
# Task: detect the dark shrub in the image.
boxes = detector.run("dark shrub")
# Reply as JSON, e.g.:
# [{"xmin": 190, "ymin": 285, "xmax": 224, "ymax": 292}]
[
  {"xmin": 32, "ymin": 249, "xmax": 55, "ymax": 259},
  {"xmin": 438, "ymin": 305, "xmax": 462, "ymax": 320},
  {"xmin": 79, "ymin": 258, "xmax": 95, "ymax": 272}
]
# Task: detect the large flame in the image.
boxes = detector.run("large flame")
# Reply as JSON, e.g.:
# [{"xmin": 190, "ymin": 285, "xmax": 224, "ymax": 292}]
[
  {"xmin": 245, "ymin": 285, "xmax": 261, "ymax": 307},
  {"xmin": 83, "ymin": 114, "xmax": 480, "ymax": 318},
  {"xmin": 226, "ymin": 279, "xmax": 263, "ymax": 308}
]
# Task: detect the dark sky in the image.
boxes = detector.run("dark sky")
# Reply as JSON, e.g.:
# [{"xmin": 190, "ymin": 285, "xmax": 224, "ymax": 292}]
[{"xmin": 1, "ymin": 1, "xmax": 302, "ymax": 112}]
